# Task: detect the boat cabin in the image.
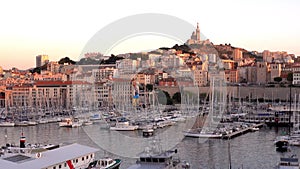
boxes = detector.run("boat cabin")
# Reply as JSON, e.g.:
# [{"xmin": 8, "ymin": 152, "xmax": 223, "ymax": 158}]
[
  {"xmin": 279, "ymin": 156, "xmax": 299, "ymax": 169},
  {"xmin": 99, "ymin": 158, "xmax": 114, "ymax": 167}
]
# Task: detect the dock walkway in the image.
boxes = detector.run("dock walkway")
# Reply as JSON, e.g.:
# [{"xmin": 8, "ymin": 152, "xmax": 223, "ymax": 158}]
[{"xmin": 222, "ymin": 123, "xmax": 264, "ymax": 139}]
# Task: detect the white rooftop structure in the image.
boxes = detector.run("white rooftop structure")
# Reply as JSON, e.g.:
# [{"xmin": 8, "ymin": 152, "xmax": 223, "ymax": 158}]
[{"xmin": 0, "ymin": 143, "xmax": 99, "ymax": 169}]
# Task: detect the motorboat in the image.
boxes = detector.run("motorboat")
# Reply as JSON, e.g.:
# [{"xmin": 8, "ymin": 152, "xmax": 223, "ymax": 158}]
[
  {"xmin": 110, "ymin": 118, "xmax": 138, "ymax": 131},
  {"xmin": 250, "ymin": 127, "xmax": 259, "ymax": 132},
  {"xmin": 0, "ymin": 121, "xmax": 15, "ymax": 127},
  {"xmin": 274, "ymin": 136, "xmax": 290, "ymax": 152},
  {"xmin": 142, "ymin": 127, "xmax": 154, "ymax": 137},
  {"xmin": 183, "ymin": 128, "xmax": 223, "ymax": 138},
  {"xmin": 59, "ymin": 118, "xmax": 73, "ymax": 127},
  {"xmin": 86, "ymin": 157, "xmax": 122, "ymax": 169},
  {"xmin": 278, "ymin": 154, "xmax": 300, "ymax": 169},
  {"xmin": 127, "ymin": 140, "xmax": 190, "ymax": 169}
]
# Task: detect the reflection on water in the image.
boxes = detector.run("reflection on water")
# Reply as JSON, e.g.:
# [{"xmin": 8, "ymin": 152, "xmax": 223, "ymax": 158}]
[{"xmin": 1, "ymin": 124, "xmax": 300, "ymax": 169}]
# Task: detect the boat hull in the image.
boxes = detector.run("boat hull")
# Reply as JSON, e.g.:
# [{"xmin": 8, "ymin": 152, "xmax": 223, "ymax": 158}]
[
  {"xmin": 0, "ymin": 122, "xmax": 15, "ymax": 127},
  {"xmin": 184, "ymin": 132, "xmax": 222, "ymax": 138}
]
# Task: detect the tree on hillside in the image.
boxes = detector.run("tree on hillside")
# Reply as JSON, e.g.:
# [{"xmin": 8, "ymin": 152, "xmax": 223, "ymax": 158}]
[
  {"xmin": 102, "ymin": 54, "xmax": 124, "ymax": 64},
  {"xmin": 172, "ymin": 92, "xmax": 181, "ymax": 104},
  {"xmin": 30, "ymin": 67, "xmax": 41, "ymax": 74},
  {"xmin": 58, "ymin": 57, "xmax": 76, "ymax": 65},
  {"xmin": 157, "ymin": 90, "xmax": 173, "ymax": 105},
  {"xmin": 146, "ymin": 84, "xmax": 153, "ymax": 91},
  {"xmin": 77, "ymin": 57, "xmax": 100, "ymax": 65},
  {"xmin": 274, "ymin": 77, "xmax": 282, "ymax": 83},
  {"xmin": 287, "ymin": 73, "xmax": 293, "ymax": 83}
]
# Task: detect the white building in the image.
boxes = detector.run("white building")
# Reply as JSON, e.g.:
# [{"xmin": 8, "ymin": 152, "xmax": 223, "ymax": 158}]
[{"xmin": 293, "ymin": 72, "xmax": 300, "ymax": 85}]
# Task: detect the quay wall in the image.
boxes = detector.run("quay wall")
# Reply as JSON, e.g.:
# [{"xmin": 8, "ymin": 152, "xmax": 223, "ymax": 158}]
[{"xmin": 159, "ymin": 86, "xmax": 300, "ymax": 101}]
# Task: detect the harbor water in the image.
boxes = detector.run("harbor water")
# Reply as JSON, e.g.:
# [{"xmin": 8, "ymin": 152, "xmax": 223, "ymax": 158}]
[{"xmin": 0, "ymin": 123, "xmax": 299, "ymax": 169}]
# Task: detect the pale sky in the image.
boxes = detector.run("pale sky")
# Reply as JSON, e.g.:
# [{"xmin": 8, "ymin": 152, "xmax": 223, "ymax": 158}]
[{"xmin": 0, "ymin": 0, "xmax": 300, "ymax": 69}]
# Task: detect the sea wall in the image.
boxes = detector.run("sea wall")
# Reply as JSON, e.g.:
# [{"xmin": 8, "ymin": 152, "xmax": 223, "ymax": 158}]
[{"xmin": 158, "ymin": 86, "xmax": 300, "ymax": 101}]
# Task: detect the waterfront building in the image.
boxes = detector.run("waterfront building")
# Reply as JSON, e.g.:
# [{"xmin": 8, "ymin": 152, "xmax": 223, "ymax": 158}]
[
  {"xmin": 193, "ymin": 69, "xmax": 208, "ymax": 87},
  {"xmin": 112, "ymin": 78, "xmax": 132, "ymax": 111},
  {"xmin": 224, "ymin": 69, "xmax": 238, "ymax": 83},
  {"xmin": 237, "ymin": 64, "xmax": 257, "ymax": 83},
  {"xmin": 94, "ymin": 81, "xmax": 113, "ymax": 108},
  {"xmin": 4, "ymin": 80, "xmax": 95, "ymax": 118},
  {"xmin": 293, "ymin": 72, "xmax": 300, "ymax": 85}
]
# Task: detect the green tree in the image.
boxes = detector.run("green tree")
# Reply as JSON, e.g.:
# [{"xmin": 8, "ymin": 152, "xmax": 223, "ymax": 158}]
[
  {"xmin": 157, "ymin": 90, "xmax": 173, "ymax": 105},
  {"xmin": 287, "ymin": 73, "xmax": 293, "ymax": 83},
  {"xmin": 172, "ymin": 92, "xmax": 181, "ymax": 104},
  {"xmin": 58, "ymin": 57, "xmax": 76, "ymax": 65},
  {"xmin": 146, "ymin": 84, "xmax": 153, "ymax": 91},
  {"xmin": 274, "ymin": 77, "xmax": 282, "ymax": 83}
]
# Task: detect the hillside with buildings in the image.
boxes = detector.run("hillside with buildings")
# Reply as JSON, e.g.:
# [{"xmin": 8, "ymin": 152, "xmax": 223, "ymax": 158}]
[{"xmin": 0, "ymin": 23, "xmax": 299, "ymax": 116}]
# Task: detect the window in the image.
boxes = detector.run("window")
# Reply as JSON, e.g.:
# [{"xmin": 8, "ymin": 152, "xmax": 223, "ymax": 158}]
[
  {"xmin": 82, "ymin": 157, "xmax": 84, "ymax": 161},
  {"xmin": 53, "ymin": 167, "xmax": 56, "ymax": 169},
  {"xmin": 59, "ymin": 165, "xmax": 61, "ymax": 169}
]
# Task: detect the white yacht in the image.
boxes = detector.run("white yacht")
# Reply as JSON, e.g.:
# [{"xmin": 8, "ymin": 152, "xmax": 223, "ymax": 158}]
[
  {"xmin": 110, "ymin": 118, "xmax": 138, "ymax": 131},
  {"xmin": 110, "ymin": 121, "xmax": 138, "ymax": 131},
  {"xmin": 59, "ymin": 118, "xmax": 73, "ymax": 127},
  {"xmin": 0, "ymin": 121, "xmax": 15, "ymax": 127},
  {"xmin": 183, "ymin": 130, "xmax": 223, "ymax": 138}
]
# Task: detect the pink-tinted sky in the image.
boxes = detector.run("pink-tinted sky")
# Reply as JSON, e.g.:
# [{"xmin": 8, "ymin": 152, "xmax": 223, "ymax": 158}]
[{"xmin": 1, "ymin": 0, "xmax": 300, "ymax": 69}]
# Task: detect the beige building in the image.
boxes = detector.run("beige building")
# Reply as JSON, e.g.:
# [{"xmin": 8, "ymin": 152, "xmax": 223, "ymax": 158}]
[
  {"xmin": 233, "ymin": 48, "xmax": 243, "ymax": 61},
  {"xmin": 222, "ymin": 60, "xmax": 235, "ymax": 70},
  {"xmin": 4, "ymin": 80, "xmax": 95, "ymax": 117},
  {"xmin": 256, "ymin": 62, "xmax": 268, "ymax": 84},
  {"xmin": 262, "ymin": 50, "xmax": 272, "ymax": 63},
  {"xmin": 112, "ymin": 78, "xmax": 132, "ymax": 111},
  {"xmin": 193, "ymin": 69, "xmax": 208, "ymax": 86},
  {"xmin": 47, "ymin": 61, "xmax": 60, "ymax": 73},
  {"xmin": 224, "ymin": 70, "xmax": 238, "ymax": 83},
  {"xmin": 237, "ymin": 64, "xmax": 257, "ymax": 83},
  {"xmin": 270, "ymin": 63, "xmax": 282, "ymax": 82}
]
